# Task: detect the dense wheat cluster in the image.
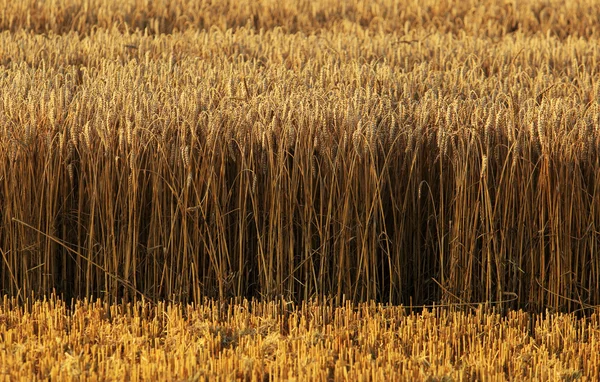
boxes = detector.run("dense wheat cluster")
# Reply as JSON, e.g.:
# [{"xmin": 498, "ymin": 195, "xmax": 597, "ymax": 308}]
[
  {"xmin": 0, "ymin": 297, "xmax": 597, "ymax": 380},
  {"xmin": 1, "ymin": 0, "xmax": 600, "ymax": 313}
]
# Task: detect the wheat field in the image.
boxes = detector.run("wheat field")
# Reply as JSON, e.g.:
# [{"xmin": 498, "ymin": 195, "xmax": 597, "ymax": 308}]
[
  {"xmin": 2, "ymin": 0, "xmax": 600, "ymax": 311},
  {"xmin": 1, "ymin": 0, "xmax": 600, "ymax": 378}
]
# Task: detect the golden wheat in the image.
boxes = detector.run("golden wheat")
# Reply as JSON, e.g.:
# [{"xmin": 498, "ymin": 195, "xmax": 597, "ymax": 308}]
[{"xmin": 0, "ymin": 0, "xmax": 599, "ymax": 314}]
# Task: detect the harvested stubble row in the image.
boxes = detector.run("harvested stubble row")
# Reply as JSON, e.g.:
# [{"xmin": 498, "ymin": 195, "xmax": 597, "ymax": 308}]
[
  {"xmin": 1, "ymin": 0, "xmax": 600, "ymax": 311},
  {"xmin": 0, "ymin": 297, "xmax": 598, "ymax": 381}
]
